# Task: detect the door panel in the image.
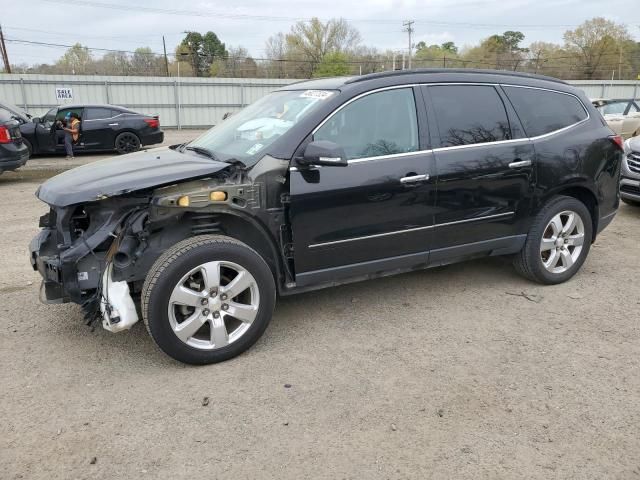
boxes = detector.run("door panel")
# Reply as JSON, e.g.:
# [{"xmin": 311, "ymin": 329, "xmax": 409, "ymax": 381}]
[
  {"xmin": 35, "ymin": 107, "xmax": 57, "ymax": 152},
  {"xmin": 423, "ymin": 84, "xmax": 535, "ymax": 250},
  {"xmin": 289, "ymin": 87, "xmax": 437, "ymax": 281},
  {"xmin": 290, "ymin": 152, "xmax": 436, "ymax": 276},
  {"xmin": 82, "ymin": 107, "xmax": 117, "ymax": 149}
]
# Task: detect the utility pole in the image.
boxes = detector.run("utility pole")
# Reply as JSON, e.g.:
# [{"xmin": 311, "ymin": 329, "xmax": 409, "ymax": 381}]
[
  {"xmin": 0, "ymin": 25, "xmax": 11, "ymax": 74},
  {"xmin": 403, "ymin": 20, "xmax": 414, "ymax": 70},
  {"xmin": 163, "ymin": 36, "xmax": 169, "ymax": 77}
]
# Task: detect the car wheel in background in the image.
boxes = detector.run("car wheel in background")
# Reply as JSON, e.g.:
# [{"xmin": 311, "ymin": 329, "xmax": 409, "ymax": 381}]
[
  {"xmin": 513, "ymin": 195, "xmax": 592, "ymax": 285},
  {"xmin": 115, "ymin": 132, "xmax": 141, "ymax": 155},
  {"xmin": 142, "ymin": 235, "xmax": 276, "ymax": 364}
]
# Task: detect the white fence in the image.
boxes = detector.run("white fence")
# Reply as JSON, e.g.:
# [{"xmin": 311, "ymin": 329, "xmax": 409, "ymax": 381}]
[
  {"xmin": 0, "ymin": 74, "xmax": 299, "ymax": 128},
  {"xmin": 0, "ymin": 74, "xmax": 639, "ymax": 129}
]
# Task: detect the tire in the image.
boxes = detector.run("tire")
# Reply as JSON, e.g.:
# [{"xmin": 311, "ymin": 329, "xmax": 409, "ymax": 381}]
[
  {"xmin": 142, "ymin": 235, "xmax": 276, "ymax": 364},
  {"xmin": 114, "ymin": 132, "xmax": 141, "ymax": 155},
  {"xmin": 22, "ymin": 138, "xmax": 33, "ymax": 158},
  {"xmin": 513, "ymin": 195, "xmax": 592, "ymax": 285},
  {"xmin": 621, "ymin": 198, "xmax": 640, "ymax": 207}
]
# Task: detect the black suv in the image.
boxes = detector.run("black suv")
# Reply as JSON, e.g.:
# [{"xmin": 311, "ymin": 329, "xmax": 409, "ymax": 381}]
[{"xmin": 30, "ymin": 69, "xmax": 622, "ymax": 364}]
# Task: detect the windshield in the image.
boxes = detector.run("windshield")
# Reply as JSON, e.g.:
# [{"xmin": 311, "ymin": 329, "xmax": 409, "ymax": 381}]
[{"xmin": 187, "ymin": 89, "xmax": 335, "ymax": 166}]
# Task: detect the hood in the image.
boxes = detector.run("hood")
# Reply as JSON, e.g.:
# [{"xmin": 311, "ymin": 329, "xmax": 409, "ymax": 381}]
[{"xmin": 37, "ymin": 147, "xmax": 231, "ymax": 207}]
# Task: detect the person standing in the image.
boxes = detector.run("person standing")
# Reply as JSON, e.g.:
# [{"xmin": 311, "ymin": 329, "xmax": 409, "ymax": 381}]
[{"xmin": 62, "ymin": 112, "xmax": 80, "ymax": 160}]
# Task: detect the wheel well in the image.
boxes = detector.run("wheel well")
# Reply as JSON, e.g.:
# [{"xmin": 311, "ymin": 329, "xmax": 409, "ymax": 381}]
[
  {"xmin": 554, "ymin": 186, "xmax": 599, "ymax": 241},
  {"xmin": 186, "ymin": 212, "xmax": 284, "ymax": 286}
]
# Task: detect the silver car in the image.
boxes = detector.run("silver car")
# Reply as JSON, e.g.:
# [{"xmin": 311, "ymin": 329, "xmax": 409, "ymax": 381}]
[{"xmin": 621, "ymin": 136, "xmax": 640, "ymax": 206}]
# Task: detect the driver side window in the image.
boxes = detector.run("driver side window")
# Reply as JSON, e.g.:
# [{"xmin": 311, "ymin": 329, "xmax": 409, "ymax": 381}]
[
  {"xmin": 42, "ymin": 108, "xmax": 57, "ymax": 125},
  {"xmin": 314, "ymin": 88, "xmax": 419, "ymax": 160}
]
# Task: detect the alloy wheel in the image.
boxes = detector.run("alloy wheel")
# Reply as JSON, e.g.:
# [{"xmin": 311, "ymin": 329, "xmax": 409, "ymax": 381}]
[
  {"xmin": 167, "ymin": 261, "xmax": 260, "ymax": 350},
  {"xmin": 117, "ymin": 133, "xmax": 140, "ymax": 153},
  {"xmin": 539, "ymin": 210, "xmax": 585, "ymax": 274}
]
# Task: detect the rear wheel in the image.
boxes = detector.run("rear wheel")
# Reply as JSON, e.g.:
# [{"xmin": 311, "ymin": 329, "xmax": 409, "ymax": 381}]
[
  {"xmin": 514, "ymin": 196, "xmax": 592, "ymax": 284},
  {"xmin": 115, "ymin": 132, "xmax": 141, "ymax": 155},
  {"xmin": 142, "ymin": 235, "xmax": 276, "ymax": 364}
]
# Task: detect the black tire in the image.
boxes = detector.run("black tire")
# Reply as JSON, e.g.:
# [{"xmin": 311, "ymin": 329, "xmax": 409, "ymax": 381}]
[
  {"xmin": 114, "ymin": 132, "xmax": 141, "ymax": 155},
  {"xmin": 142, "ymin": 235, "xmax": 276, "ymax": 364},
  {"xmin": 513, "ymin": 195, "xmax": 592, "ymax": 285},
  {"xmin": 22, "ymin": 138, "xmax": 33, "ymax": 158},
  {"xmin": 621, "ymin": 198, "xmax": 640, "ymax": 207}
]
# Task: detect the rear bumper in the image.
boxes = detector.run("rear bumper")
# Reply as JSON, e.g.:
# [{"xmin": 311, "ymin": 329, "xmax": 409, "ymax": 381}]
[
  {"xmin": 141, "ymin": 130, "xmax": 164, "ymax": 146},
  {"xmin": 0, "ymin": 143, "xmax": 29, "ymax": 172}
]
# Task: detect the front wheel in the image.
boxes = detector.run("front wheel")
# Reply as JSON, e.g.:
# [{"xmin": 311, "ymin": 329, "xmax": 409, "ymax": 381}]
[
  {"xmin": 114, "ymin": 132, "xmax": 141, "ymax": 155},
  {"xmin": 513, "ymin": 196, "xmax": 592, "ymax": 285},
  {"xmin": 142, "ymin": 235, "xmax": 276, "ymax": 364}
]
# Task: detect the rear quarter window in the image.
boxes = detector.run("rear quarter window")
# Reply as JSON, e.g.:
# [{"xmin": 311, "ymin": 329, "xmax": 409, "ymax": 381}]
[{"xmin": 503, "ymin": 86, "xmax": 587, "ymax": 137}]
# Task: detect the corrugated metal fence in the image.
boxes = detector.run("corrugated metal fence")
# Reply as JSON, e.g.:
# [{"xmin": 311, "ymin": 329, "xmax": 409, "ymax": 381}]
[
  {"xmin": 0, "ymin": 74, "xmax": 299, "ymax": 128},
  {"xmin": 0, "ymin": 74, "xmax": 639, "ymax": 129}
]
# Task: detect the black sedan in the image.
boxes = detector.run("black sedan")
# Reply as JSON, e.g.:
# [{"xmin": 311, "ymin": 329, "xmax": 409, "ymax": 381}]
[{"xmin": 0, "ymin": 103, "xmax": 164, "ymax": 157}]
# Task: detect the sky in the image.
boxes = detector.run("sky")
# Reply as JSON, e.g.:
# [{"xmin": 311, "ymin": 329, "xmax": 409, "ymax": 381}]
[{"xmin": 3, "ymin": 0, "xmax": 639, "ymax": 66}]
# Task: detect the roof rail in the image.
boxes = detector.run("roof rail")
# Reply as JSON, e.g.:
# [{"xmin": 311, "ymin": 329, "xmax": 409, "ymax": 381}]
[{"xmin": 344, "ymin": 68, "xmax": 567, "ymax": 85}]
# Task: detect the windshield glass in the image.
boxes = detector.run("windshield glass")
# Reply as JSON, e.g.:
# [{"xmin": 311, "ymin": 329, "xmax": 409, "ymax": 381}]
[{"xmin": 187, "ymin": 89, "xmax": 335, "ymax": 165}]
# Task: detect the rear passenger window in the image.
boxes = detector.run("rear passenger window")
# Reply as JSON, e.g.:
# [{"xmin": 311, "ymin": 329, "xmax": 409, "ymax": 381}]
[
  {"xmin": 85, "ymin": 108, "xmax": 114, "ymax": 120},
  {"xmin": 503, "ymin": 86, "xmax": 587, "ymax": 137},
  {"xmin": 429, "ymin": 85, "xmax": 511, "ymax": 147},
  {"xmin": 314, "ymin": 88, "xmax": 419, "ymax": 160}
]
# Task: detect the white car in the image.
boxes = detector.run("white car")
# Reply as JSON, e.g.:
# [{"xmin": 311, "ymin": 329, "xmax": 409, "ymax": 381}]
[{"xmin": 592, "ymin": 98, "xmax": 640, "ymax": 139}]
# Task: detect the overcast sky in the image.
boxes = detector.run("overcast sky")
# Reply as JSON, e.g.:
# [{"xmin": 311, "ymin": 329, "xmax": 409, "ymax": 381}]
[{"xmin": 3, "ymin": 0, "xmax": 639, "ymax": 66}]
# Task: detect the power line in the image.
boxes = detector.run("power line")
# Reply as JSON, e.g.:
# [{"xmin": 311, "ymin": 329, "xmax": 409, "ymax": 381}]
[{"xmin": 36, "ymin": 0, "xmax": 631, "ymax": 29}]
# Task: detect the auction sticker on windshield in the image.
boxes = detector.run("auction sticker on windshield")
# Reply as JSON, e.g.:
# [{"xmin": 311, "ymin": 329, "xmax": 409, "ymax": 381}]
[{"xmin": 300, "ymin": 90, "xmax": 334, "ymax": 100}]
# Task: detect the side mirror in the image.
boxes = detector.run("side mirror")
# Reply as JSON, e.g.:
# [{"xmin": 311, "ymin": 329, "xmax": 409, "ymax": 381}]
[
  {"xmin": 32, "ymin": 117, "xmax": 41, "ymax": 124},
  {"xmin": 299, "ymin": 140, "xmax": 348, "ymax": 167}
]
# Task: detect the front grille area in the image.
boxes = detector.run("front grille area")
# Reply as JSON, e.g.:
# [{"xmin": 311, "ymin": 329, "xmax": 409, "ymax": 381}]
[
  {"xmin": 628, "ymin": 153, "xmax": 640, "ymax": 174},
  {"xmin": 621, "ymin": 184, "xmax": 640, "ymax": 196}
]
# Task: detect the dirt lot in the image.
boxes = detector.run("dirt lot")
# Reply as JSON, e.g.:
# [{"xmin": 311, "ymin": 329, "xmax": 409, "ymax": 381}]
[{"xmin": 1, "ymin": 147, "xmax": 639, "ymax": 479}]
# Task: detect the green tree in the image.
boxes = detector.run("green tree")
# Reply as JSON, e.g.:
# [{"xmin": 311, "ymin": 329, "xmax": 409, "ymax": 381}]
[
  {"xmin": 56, "ymin": 43, "xmax": 93, "ymax": 74},
  {"xmin": 131, "ymin": 47, "xmax": 163, "ymax": 76},
  {"xmin": 283, "ymin": 17, "xmax": 361, "ymax": 77},
  {"xmin": 564, "ymin": 17, "xmax": 631, "ymax": 79},
  {"xmin": 313, "ymin": 51, "xmax": 350, "ymax": 77},
  {"xmin": 180, "ymin": 31, "xmax": 227, "ymax": 76}
]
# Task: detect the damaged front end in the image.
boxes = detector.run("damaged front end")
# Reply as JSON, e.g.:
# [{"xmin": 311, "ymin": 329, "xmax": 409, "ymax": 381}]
[{"xmin": 30, "ymin": 195, "xmax": 151, "ymax": 329}]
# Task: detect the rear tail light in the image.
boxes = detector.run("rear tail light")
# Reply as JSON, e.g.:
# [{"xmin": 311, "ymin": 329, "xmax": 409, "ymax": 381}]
[
  {"xmin": 0, "ymin": 125, "xmax": 11, "ymax": 144},
  {"xmin": 144, "ymin": 118, "xmax": 160, "ymax": 129},
  {"xmin": 610, "ymin": 134, "xmax": 624, "ymax": 151}
]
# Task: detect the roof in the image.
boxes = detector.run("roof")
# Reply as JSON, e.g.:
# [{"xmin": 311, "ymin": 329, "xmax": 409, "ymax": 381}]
[
  {"xmin": 280, "ymin": 68, "xmax": 569, "ymax": 92},
  {"xmin": 57, "ymin": 103, "xmax": 131, "ymax": 110},
  {"xmin": 344, "ymin": 68, "xmax": 567, "ymax": 85}
]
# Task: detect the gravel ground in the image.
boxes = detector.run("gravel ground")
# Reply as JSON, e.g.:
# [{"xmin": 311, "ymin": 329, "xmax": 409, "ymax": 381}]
[{"xmin": 1, "ymin": 159, "xmax": 639, "ymax": 479}]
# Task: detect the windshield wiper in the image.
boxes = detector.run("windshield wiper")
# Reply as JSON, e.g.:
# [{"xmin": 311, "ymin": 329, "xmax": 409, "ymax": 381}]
[{"xmin": 184, "ymin": 145, "xmax": 220, "ymax": 161}]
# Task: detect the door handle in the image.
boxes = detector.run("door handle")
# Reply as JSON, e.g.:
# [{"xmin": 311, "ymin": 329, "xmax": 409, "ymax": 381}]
[
  {"xmin": 108, "ymin": 123, "xmax": 119, "ymax": 126},
  {"xmin": 400, "ymin": 174, "xmax": 430, "ymax": 184},
  {"xmin": 508, "ymin": 159, "xmax": 532, "ymax": 169}
]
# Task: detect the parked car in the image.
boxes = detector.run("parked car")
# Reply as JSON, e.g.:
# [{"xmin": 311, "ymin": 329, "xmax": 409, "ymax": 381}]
[
  {"xmin": 0, "ymin": 107, "xmax": 29, "ymax": 174},
  {"xmin": 620, "ymin": 136, "xmax": 640, "ymax": 206},
  {"xmin": 0, "ymin": 102, "xmax": 164, "ymax": 157},
  {"xmin": 30, "ymin": 69, "xmax": 623, "ymax": 364},
  {"xmin": 592, "ymin": 98, "xmax": 640, "ymax": 139}
]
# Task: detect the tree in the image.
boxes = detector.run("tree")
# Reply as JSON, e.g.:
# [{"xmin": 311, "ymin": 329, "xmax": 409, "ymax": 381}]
[
  {"xmin": 415, "ymin": 42, "xmax": 461, "ymax": 68},
  {"xmin": 313, "ymin": 51, "xmax": 350, "ymax": 77},
  {"xmin": 180, "ymin": 31, "xmax": 228, "ymax": 76},
  {"xmin": 212, "ymin": 46, "xmax": 258, "ymax": 78},
  {"xmin": 95, "ymin": 51, "xmax": 131, "ymax": 75},
  {"xmin": 564, "ymin": 18, "xmax": 631, "ymax": 79},
  {"xmin": 264, "ymin": 32, "xmax": 287, "ymax": 77},
  {"xmin": 131, "ymin": 47, "xmax": 163, "ymax": 76},
  {"xmin": 284, "ymin": 17, "xmax": 361, "ymax": 76},
  {"xmin": 56, "ymin": 43, "xmax": 93, "ymax": 74}
]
